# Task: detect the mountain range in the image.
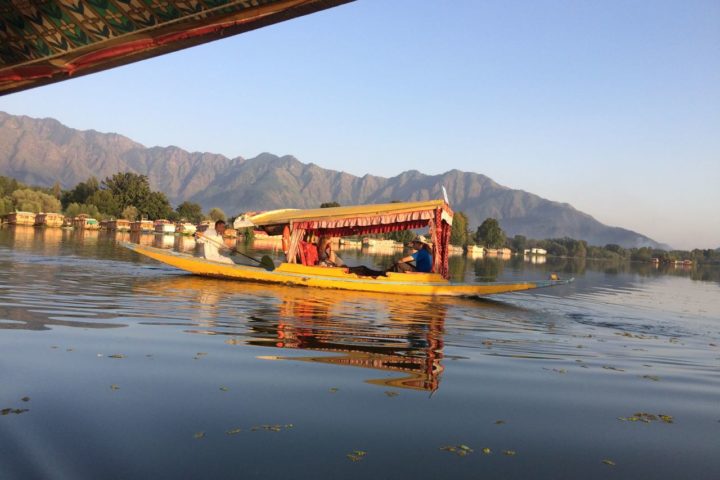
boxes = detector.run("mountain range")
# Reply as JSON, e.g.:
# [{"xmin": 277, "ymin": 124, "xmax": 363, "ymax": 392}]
[{"xmin": 0, "ymin": 111, "xmax": 665, "ymax": 248}]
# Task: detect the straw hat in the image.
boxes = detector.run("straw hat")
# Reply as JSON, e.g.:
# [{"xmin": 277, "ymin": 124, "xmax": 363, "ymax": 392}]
[{"xmin": 411, "ymin": 235, "xmax": 429, "ymax": 245}]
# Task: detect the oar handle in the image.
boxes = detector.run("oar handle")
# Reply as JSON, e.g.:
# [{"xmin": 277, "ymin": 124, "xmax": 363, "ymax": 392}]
[{"xmin": 195, "ymin": 232, "xmax": 261, "ymax": 264}]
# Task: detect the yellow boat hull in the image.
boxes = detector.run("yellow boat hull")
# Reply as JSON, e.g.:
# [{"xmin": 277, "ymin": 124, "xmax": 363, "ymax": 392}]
[{"xmin": 122, "ymin": 242, "xmax": 572, "ymax": 297}]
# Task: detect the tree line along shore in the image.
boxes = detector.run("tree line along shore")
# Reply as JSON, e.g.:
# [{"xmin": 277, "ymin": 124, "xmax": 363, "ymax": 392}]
[{"xmin": 1, "ymin": 174, "xmax": 718, "ymax": 265}]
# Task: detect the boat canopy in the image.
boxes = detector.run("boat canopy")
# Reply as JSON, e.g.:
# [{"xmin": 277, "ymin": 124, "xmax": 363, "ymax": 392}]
[{"xmin": 236, "ymin": 200, "xmax": 454, "ymax": 279}]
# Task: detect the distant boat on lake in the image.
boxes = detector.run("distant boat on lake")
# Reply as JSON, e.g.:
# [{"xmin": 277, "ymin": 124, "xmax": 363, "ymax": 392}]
[
  {"xmin": 34, "ymin": 212, "xmax": 64, "ymax": 228},
  {"xmin": 5, "ymin": 211, "xmax": 36, "ymax": 226},
  {"xmin": 108, "ymin": 219, "xmax": 131, "ymax": 232},
  {"xmin": 175, "ymin": 222, "xmax": 196, "ymax": 236},
  {"xmin": 154, "ymin": 219, "xmax": 175, "ymax": 235},
  {"xmin": 73, "ymin": 214, "xmax": 100, "ymax": 230},
  {"xmin": 131, "ymin": 220, "xmax": 153, "ymax": 233}
]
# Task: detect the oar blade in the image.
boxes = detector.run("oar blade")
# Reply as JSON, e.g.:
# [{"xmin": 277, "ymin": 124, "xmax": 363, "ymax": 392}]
[{"xmin": 260, "ymin": 255, "xmax": 276, "ymax": 271}]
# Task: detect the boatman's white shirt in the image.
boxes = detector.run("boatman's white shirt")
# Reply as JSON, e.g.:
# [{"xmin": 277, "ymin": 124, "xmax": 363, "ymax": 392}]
[{"xmin": 198, "ymin": 227, "xmax": 234, "ymax": 264}]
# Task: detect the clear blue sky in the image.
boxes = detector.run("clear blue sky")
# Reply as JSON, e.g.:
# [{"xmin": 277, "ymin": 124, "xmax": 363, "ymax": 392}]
[{"xmin": 1, "ymin": 0, "xmax": 718, "ymax": 249}]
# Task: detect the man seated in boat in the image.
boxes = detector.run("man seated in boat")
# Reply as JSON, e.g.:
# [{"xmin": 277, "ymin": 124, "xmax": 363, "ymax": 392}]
[
  {"xmin": 317, "ymin": 235, "xmax": 345, "ymax": 267},
  {"xmin": 388, "ymin": 235, "xmax": 433, "ymax": 273},
  {"xmin": 196, "ymin": 220, "xmax": 234, "ymax": 264}
]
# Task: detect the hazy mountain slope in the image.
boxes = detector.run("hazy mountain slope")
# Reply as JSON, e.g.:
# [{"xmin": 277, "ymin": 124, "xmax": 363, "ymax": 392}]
[{"xmin": 0, "ymin": 112, "xmax": 664, "ymax": 248}]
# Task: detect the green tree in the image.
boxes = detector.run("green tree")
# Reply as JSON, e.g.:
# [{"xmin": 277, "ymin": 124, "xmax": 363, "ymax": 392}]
[
  {"xmin": 475, "ymin": 218, "xmax": 506, "ymax": 248},
  {"xmin": 102, "ymin": 172, "xmax": 152, "ymax": 211},
  {"xmin": 65, "ymin": 202, "xmax": 101, "ymax": 219},
  {"xmin": 62, "ymin": 176, "xmax": 99, "ymax": 208},
  {"xmin": 511, "ymin": 235, "xmax": 527, "ymax": 253},
  {"xmin": 141, "ymin": 191, "xmax": 173, "ymax": 220},
  {"xmin": 176, "ymin": 201, "xmax": 204, "ymax": 223},
  {"xmin": 121, "ymin": 206, "xmax": 139, "ymax": 221},
  {"xmin": 450, "ymin": 211, "xmax": 469, "ymax": 246},
  {"xmin": 208, "ymin": 207, "xmax": 226, "ymax": 222},
  {"xmin": 11, "ymin": 189, "xmax": 62, "ymax": 213},
  {"xmin": 387, "ymin": 229, "xmax": 416, "ymax": 244},
  {"xmin": 320, "ymin": 202, "xmax": 340, "ymax": 208},
  {"xmin": 87, "ymin": 190, "xmax": 121, "ymax": 217},
  {"xmin": 51, "ymin": 181, "xmax": 62, "ymax": 199},
  {"xmin": 0, "ymin": 176, "xmax": 23, "ymax": 197},
  {"xmin": 0, "ymin": 196, "xmax": 13, "ymax": 216}
]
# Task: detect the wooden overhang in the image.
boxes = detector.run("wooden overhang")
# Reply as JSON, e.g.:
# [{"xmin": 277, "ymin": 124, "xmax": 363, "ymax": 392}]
[{"xmin": 0, "ymin": 0, "xmax": 354, "ymax": 96}]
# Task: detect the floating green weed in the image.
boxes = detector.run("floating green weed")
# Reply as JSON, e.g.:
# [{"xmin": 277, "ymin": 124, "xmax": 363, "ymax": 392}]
[
  {"xmin": 1, "ymin": 408, "xmax": 29, "ymax": 415},
  {"xmin": 440, "ymin": 444, "xmax": 474, "ymax": 456},
  {"xmin": 347, "ymin": 450, "xmax": 367, "ymax": 462},
  {"xmin": 618, "ymin": 412, "xmax": 673, "ymax": 424}
]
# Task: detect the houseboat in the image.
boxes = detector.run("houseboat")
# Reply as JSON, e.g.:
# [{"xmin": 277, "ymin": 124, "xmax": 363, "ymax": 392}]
[
  {"xmin": 33, "ymin": 212, "xmax": 64, "ymax": 228},
  {"xmin": 465, "ymin": 245, "xmax": 485, "ymax": 257},
  {"xmin": 362, "ymin": 238, "xmax": 403, "ymax": 249},
  {"xmin": 175, "ymin": 222, "xmax": 197, "ymax": 236},
  {"xmin": 107, "ymin": 219, "xmax": 131, "ymax": 232},
  {"xmin": 73, "ymin": 214, "xmax": 100, "ymax": 230},
  {"xmin": 123, "ymin": 200, "xmax": 572, "ymax": 297},
  {"xmin": 131, "ymin": 220, "xmax": 154, "ymax": 233},
  {"xmin": 223, "ymin": 227, "xmax": 238, "ymax": 239},
  {"xmin": 196, "ymin": 220, "xmax": 212, "ymax": 233},
  {"xmin": 154, "ymin": 219, "xmax": 176, "ymax": 235},
  {"xmin": 5, "ymin": 211, "xmax": 36, "ymax": 226}
]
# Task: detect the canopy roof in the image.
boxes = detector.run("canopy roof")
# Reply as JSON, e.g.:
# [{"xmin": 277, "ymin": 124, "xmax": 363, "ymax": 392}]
[
  {"xmin": 238, "ymin": 199, "xmax": 455, "ymax": 279},
  {"xmin": 0, "ymin": 0, "xmax": 353, "ymax": 96},
  {"xmin": 244, "ymin": 199, "xmax": 453, "ymax": 234}
]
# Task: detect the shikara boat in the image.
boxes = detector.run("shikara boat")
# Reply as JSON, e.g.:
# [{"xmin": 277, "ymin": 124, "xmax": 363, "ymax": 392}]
[{"xmin": 122, "ymin": 200, "xmax": 572, "ymax": 297}]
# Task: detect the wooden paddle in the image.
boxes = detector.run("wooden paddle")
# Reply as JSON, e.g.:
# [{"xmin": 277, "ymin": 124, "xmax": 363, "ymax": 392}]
[{"xmin": 195, "ymin": 232, "xmax": 275, "ymax": 271}]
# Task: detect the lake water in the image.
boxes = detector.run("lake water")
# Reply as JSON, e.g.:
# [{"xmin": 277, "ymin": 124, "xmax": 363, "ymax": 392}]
[{"xmin": 1, "ymin": 226, "xmax": 719, "ymax": 480}]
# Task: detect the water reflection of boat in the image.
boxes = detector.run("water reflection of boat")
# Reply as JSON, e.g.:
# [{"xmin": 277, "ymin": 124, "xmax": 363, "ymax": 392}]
[
  {"xmin": 465, "ymin": 245, "xmax": 485, "ymax": 258},
  {"xmin": 141, "ymin": 276, "xmax": 448, "ymax": 391},
  {"xmin": 174, "ymin": 235, "xmax": 196, "ymax": 253},
  {"xmin": 252, "ymin": 237, "xmax": 283, "ymax": 251},
  {"xmin": 525, "ymin": 255, "xmax": 547, "ymax": 265},
  {"xmin": 124, "ymin": 200, "xmax": 571, "ymax": 297},
  {"xmin": 153, "ymin": 234, "xmax": 175, "ymax": 249}
]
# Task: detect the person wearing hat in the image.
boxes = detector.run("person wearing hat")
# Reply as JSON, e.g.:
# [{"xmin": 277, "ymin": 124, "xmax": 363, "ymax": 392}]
[{"xmin": 389, "ymin": 235, "xmax": 433, "ymax": 273}]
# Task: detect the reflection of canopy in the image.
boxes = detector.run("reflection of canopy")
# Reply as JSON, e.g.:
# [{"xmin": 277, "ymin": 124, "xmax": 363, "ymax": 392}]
[
  {"xmin": 0, "ymin": 0, "xmax": 353, "ymax": 96},
  {"xmin": 240, "ymin": 200, "xmax": 454, "ymax": 278}
]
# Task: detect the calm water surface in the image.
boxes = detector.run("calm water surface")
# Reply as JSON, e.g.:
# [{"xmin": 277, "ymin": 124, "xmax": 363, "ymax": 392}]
[{"xmin": 1, "ymin": 227, "xmax": 719, "ymax": 480}]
